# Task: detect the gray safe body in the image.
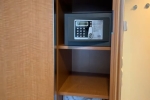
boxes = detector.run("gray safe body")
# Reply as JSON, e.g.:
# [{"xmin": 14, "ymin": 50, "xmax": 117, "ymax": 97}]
[{"xmin": 64, "ymin": 13, "xmax": 112, "ymax": 46}]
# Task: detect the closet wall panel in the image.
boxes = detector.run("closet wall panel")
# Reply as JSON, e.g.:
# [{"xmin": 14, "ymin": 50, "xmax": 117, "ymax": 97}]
[{"xmin": 0, "ymin": 0, "xmax": 54, "ymax": 100}]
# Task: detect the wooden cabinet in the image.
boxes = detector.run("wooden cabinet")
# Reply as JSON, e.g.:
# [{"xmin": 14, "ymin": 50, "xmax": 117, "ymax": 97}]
[
  {"xmin": 55, "ymin": 0, "xmax": 122, "ymax": 100},
  {"xmin": 0, "ymin": 0, "xmax": 122, "ymax": 100}
]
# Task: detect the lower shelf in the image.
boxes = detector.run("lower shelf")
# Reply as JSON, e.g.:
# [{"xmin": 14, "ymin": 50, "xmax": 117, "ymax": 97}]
[{"xmin": 58, "ymin": 74, "xmax": 109, "ymax": 99}]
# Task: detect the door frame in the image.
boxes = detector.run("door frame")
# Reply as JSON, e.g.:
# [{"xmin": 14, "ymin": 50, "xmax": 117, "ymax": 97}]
[{"xmin": 110, "ymin": 0, "xmax": 124, "ymax": 100}]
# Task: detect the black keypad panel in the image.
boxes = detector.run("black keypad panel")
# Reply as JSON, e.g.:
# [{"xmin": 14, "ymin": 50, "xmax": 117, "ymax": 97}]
[{"xmin": 75, "ymin": 27, "xmax": 88, "ymax": 38}]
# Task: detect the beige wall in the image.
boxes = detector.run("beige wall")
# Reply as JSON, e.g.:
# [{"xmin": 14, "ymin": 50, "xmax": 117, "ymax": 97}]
[{"xmin": 121, "ymin": 0, "xmax": 150, "ymax": 100}]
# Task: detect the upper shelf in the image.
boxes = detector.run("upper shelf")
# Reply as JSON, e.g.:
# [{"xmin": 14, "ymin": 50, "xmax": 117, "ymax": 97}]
[{"xmin": 57, "ymin": 44, "xmax": 111, "ymax": 50}]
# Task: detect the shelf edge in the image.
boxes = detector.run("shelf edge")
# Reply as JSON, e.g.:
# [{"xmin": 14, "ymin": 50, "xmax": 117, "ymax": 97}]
[{"xmin": 57, "ymin": 45, "xmax": 111, "ymax": 50}]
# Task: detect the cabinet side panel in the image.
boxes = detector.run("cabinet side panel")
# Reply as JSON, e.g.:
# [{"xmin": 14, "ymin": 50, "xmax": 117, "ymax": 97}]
[
  {"xmin": 56, "ymin": 0, "xmax": 72, "ymax": 93},
  {"xmin": 56, "ymin": 0, "xmax": 64, "ymax": 45},
  {"xmin": 57, "ymin": 49, "xmax": 72, "ymax": 91},
  {"xmin": 0, "ymin": 0, "xmax": 54, "ymax": 100}
]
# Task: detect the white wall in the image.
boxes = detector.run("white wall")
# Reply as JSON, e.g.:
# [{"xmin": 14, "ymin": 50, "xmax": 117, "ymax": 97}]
[{"xmin": 121, "ymin": 0, "xmax": 150, "ymax": 100}]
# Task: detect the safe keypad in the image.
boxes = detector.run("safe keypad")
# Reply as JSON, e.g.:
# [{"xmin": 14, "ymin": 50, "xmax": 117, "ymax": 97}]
[{"xmin": 75, "ymin": 27, "xmax": 87, "ymax": 37}]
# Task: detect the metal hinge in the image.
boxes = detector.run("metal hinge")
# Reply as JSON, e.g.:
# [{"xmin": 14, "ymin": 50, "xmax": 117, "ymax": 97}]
[{"xmin": 123, "ymin": 21, "xmax": 127, "ymax": 31}]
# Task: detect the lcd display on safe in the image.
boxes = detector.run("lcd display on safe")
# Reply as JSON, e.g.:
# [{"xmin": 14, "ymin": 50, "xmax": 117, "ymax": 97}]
[
  {"xmin": 76, "ymin": 21, "xmax": 88, "ymax": 26},
  {"xmin": 74, "ymin": 20, "xmax": 103, "ymax": 40}
]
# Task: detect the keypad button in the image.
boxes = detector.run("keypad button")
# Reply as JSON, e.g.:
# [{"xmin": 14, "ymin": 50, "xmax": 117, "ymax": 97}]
[
  {"xmin": 80, "ymin": 28, "xmax": 82, "ymax": 29},
  {"xmin": 83, "ymin": 28, "xmax": 85, "ymax": 29},
  {"xmin": 83, "ymin": 30, "xmax": 85, "ymax": 32},
  {"xmin": 77, "ymin": 30, "xmax": 79, "ymax": 32},
  {"xmin": 77, "ymin": 28, "xmax": 79, "ymax": 29},
  {"xmin": 80, "ymin": 30, "xmax": 82, "ymax": 32}
]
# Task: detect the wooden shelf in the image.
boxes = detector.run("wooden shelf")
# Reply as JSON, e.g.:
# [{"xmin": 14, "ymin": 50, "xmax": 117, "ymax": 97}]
[
  {"xmin": 58, "ymin": 74, "xmax": 109, "ymax": 99},
  {"xmin": 57, "ymin": 45, "xmax": 111, "ymax": 50}
]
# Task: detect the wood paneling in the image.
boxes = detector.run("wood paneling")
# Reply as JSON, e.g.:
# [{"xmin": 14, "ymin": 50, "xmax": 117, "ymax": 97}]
[
  {"xmin": 0, "ymin": 0, "xmax": 54, "ymax": 100},
  {"xmin": 56, "ymin": 0, "xmax": 65, "ymax": 45},
  {"xmin": 72, "ymin": 50, "xmax": 110, "ymax": 74},
  {"xmin": 57, "ymin": 49, "xmax": 72, "ymax": 91},
  {"xmin": 56, "ymin": 0, "xmax": 71, "ymax": 99},
  {"xmin": 117, "ymin": 0, "xmax": 124, "ymax": 100},
  {"xmin": 56, "ymin": 0, "xmax": 72, "ymax": 96}
]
